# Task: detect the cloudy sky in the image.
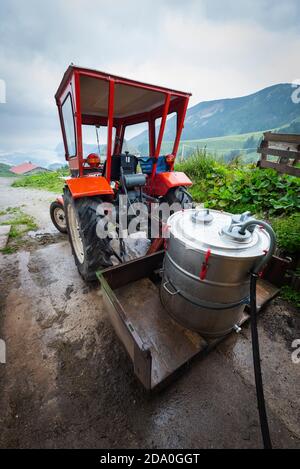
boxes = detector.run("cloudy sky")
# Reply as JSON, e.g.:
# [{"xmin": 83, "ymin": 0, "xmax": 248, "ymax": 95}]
[{"xmin": 0, "ymin": 0, "xmax": 300, "ymax": 164}]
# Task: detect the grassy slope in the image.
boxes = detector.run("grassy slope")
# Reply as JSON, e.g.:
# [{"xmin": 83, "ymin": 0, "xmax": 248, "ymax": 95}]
[
  {"xmin": 12, "ymin": 169, "xmax": 69, "ymax": 193},
  {"xmin": 178, "ymin": 130, "xmax": 263, "ymax": 149},
  {"xmin": 147, "ymin": 129, "xmax": 266, "ymax": 163},
  {"xmin": 0, "ymin": 163, "xmax": 15, "ymax": 177}
]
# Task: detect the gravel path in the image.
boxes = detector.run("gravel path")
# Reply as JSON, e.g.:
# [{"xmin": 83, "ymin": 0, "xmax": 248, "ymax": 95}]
[{"xmin": 0, "ymin": 177, "xmax": 57, "ymax": 233}]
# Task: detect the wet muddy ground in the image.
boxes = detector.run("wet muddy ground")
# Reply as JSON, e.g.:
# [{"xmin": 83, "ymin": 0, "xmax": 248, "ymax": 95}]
[{"xmin": 0, "ymin": 177, "xmax": 299, "ymax": 448}]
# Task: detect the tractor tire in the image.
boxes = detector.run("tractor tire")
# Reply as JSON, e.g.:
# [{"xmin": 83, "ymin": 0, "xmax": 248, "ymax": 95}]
[
  {"xmin": 64, "ymin": 188, "xmax": 114, "ymax": 282},
  {"xmin": 164, "ymin": 186, "xmax": 194, "ymax": 211},
  {"xmin": 50, "ymin": 201, "xmax": 68, "ymax": 234}
]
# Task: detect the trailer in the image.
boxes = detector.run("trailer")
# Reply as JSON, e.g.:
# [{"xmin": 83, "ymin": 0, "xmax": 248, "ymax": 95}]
[{"xmin": 97, "ymin": 250, "xmax": 278, "ymax": 390}]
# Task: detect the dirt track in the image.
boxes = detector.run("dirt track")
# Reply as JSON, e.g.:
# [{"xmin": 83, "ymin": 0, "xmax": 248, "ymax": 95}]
[{"xmin": 0, "ymin": 177, "xmax": 299, "ymax": 448}]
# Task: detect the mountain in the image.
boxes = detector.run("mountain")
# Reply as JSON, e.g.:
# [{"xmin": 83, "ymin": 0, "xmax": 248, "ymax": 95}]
[
  {"xmin": 0, "ymin": 150, "xmax": 63, "ymax": 168},
  {"xmin": 48, "ymin": 162, "xmax": 66, "ymax": 170},
  {"xmin": 130, "ymin": 83, "xmax": 300, "ymax": 151},
  {"xmin": 0, "ymin": 163, "xmax": 13, "ymax": 177}
]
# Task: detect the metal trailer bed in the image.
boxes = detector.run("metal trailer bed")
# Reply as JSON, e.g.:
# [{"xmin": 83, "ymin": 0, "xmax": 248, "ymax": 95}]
[{"xmin": 97, "ymin": 251, "xmax": 278, "ymax": 390}]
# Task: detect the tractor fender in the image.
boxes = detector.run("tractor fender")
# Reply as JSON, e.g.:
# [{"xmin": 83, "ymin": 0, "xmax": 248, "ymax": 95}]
[
  {"xmin": 151, "ymin": 171, "xmax": 192, "ymax": 197},
  {"xmin": 65, "ymin": 176, "xmax": 114, "ymax": 199},
  {"xmin": 56, "ymin": 195, "xmax": 64, "ymax": 206}
]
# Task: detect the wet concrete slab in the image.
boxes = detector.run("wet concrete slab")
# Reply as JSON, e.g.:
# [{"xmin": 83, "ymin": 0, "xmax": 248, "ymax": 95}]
[{"xmin": 0, "ymin": 240, "xmax": 299, "ymax": 448}]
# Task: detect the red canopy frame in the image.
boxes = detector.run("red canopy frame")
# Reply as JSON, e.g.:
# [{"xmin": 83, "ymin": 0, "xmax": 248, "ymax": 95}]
[{"xmin": 55, "ymin": 65, "xmax": 191, "ymax": 188}]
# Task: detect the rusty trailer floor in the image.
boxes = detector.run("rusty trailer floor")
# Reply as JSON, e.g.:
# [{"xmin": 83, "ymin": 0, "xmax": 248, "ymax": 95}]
[{"xmin": 110, "ymin": 273, "xmax": 278, "ymax": 389}]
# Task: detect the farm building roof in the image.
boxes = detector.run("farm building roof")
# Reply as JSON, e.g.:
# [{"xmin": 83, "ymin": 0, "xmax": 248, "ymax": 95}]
[{"xmin": 10, "ymin": 162, "xmax": 40, "ymax": 174}]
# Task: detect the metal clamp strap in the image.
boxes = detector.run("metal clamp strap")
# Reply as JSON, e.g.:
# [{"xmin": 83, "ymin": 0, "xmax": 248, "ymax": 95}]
[{"xmin": 162, "ymin": 281, "xmax": 180, "ymax": 296}]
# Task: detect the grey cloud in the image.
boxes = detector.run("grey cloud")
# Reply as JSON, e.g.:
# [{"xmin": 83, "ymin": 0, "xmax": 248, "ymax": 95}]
[
  {"xmin": 0, "ymin": 0, "xmax": 299, "ymax": 165},
  {"xmin": 202, "ymin": 0, "xmax": 300, "ymax": 31}
]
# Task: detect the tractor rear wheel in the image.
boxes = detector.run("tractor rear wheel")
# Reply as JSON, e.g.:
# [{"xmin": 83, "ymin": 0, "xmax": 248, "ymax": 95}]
[
  {"xmin": 50, "ymin": 201, "xmax": 68, "ymax": 234},
  {"xmin": 64, "ymin": 188, "xmax": 114, "ymax": 282}
]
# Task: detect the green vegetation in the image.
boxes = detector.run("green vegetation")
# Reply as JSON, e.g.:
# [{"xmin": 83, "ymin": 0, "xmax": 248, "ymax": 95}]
[
  {"xmin": 280, "ymin": 285, "xmax": 300, "ymax": 308},
  {"xmin": 176, "ymin": 150, "xmax": 300, "ymax": 217},
  {"xmin": 161, "ymin": 131, "xmax": 263, "ymax": 163},
  {"xmin": 134, "ymin": 130, "xmax": 264, "ymax": 163},
  {"xmin": 0, "ymin": 207, "xmax": 37, "ymax": 253},
  {"xmin": 12, "ymin": 168, "xmax": 69, "ymax": 193},
  {"xmin": 271, "ymin": 213, "xmax": 300, "ymax": 254},
  {"xmin": 0, "ymin": 206, "xmax": 22, "ymax": 216},
  {"xmin": 0, "ymin": 163, "xmax": 15, "ymax": 177}
]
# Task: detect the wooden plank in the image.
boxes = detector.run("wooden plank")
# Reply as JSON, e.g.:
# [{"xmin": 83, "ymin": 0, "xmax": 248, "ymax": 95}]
[
  {"xmin": 260, "ymin": 159, "xmax": 300, "ymax": 176},
  {"xmin": 255, "ymin": 278, "xmax": 279, "ymax": 310},
  {"xmin": 258, "ymin": 147, "xmax": 300, "ymax": 160},
  {"xmin": 263, "ymin": 132, "xmax": 300, "ymax": 145},
  {"xmin": 262, "ymin": 255, "xmax": 292, "ymax": 287}
]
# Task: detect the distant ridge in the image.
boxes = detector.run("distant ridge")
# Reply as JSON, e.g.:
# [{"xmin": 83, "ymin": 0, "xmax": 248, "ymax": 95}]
[{"xmin": 130, "ymin": 83, "xmax": 300, "ymax": 149}]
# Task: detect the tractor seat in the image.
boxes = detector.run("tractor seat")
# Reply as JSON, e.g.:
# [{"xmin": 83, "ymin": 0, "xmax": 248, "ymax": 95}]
[
  {"xmin": 139, "ymin": 155, "xmax": 169, "ymax": 174},
  {"xmin": 120, "ymin": 152, "xmax": 138, "ymax": 174},
  {"xmin": 102, "ymin": 153, "xmax": 138, "ymax": 180}
]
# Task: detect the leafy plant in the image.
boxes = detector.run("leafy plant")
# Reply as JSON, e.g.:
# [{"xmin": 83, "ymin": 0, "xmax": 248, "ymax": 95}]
[
  {"xmin": 271, "ymin": 213, "xmax": 300, "ymax": 254},
  {"xmin": 176, "ymin": 152, "xmax": 300, "ymax": 217}
]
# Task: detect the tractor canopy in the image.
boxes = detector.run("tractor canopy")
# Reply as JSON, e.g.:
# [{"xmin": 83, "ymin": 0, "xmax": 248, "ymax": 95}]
[{"xmin": 55, "ymin": 65, "xmax": 191, "ymax": 193}]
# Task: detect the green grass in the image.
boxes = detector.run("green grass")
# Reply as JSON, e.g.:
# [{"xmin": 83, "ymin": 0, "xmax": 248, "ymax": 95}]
[
  {"xmin": 280, "ymin": 285, "xmax": 300, "ymax": 308},
  {"xmin": 1, "ymin": 246, "xmax": 17, "ymax": 254},
  {"xmin": 0, "ymin": 206, "xmax": 21, "ymax": 216},
  {"xmin": 0, "ymin": 207, "xmax": 37, "ymax": 253},
  {"xmin": 271, "ymin": 213, "xmax": 300, "ymax": 254},
  {"xmin": 176, "ymin": 149, "xmax": 300, "ymax": 218},
  {"xmin": 12, "ymin": 169, "xmax": 69, "ymax": 193},
  {"xmin": 144, "ymin": 130, "xmax": 266, "ymax": 164}
]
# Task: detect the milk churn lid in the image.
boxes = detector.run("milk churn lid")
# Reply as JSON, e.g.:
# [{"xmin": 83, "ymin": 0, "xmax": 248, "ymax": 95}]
[
  {"xmin": 191, "ymin": 209, "xmax": 214, "ymax": 225},
  {"xmin": 167, "ymin": 209, "xmax": 270, "ymax": 258}
]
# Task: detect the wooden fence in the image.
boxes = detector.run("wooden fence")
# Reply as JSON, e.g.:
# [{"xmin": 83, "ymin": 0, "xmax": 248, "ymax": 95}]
[{"xmin": 257, "ymin": 132, "xmax": 300, "ymax": 177}]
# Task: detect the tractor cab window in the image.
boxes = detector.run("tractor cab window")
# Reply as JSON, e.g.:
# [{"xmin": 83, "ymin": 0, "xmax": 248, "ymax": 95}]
[
  {"xmin": 81, "ymin": 125, "xmax": 116, "ymax": 160},
  {"xmin": 61, "ymin": 94, "xmax": 76, "ymax": 157},
  {"xmin": 155, "ymin": 112, "xmax": 177, "ymax": 155},
  {"xmin": 123, "ymin": 122, "xmax": 149, "ymax": 156}
]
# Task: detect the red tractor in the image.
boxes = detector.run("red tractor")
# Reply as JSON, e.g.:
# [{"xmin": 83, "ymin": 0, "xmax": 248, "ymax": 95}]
[{"xmin": 51, "ymin": 65, "xmax": 193, "ymax": 280}]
